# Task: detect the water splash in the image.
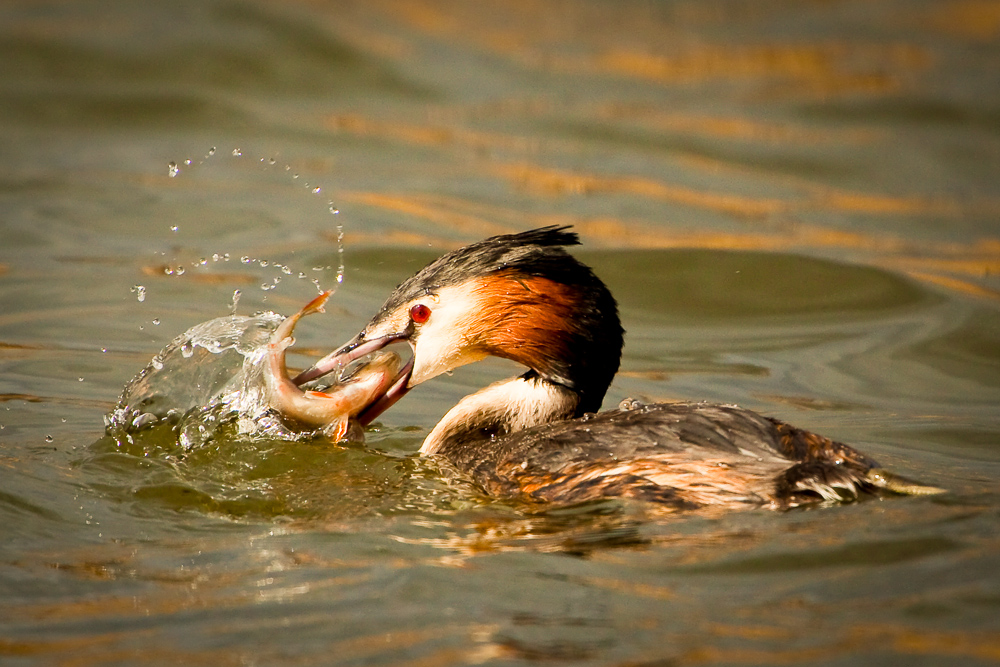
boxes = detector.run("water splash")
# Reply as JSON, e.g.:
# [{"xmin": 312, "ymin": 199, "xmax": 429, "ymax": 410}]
[
  {"xmin": 162, "ymin": 146, "xmax": 349, "ymax": 297},
  {"xmin": 334, "ymin": 222, "xmax": 345, "ymax": 285},
  {"xmin": 104, "ymin": 312, "xmax": 291, "ymax": 448}
]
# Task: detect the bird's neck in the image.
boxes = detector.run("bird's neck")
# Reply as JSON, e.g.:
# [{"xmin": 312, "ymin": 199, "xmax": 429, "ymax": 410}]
[{"xmin": 419, "ymin": 373, "xmax": 580, "ymax": 456}]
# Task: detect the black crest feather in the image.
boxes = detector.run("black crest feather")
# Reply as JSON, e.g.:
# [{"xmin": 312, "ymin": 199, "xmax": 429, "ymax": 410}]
[{"xmin": 378, "ymin": 226, "xmax": 581, "ymax": 312}]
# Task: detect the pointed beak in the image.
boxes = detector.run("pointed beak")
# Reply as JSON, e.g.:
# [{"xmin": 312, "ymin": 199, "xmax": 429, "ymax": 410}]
[{"xmin": 292, "ymin": 332, "xmax": 414, "ymax": 426}]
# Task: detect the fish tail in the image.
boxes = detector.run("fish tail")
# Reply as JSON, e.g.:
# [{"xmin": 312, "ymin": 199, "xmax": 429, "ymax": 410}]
[{"xmin": 301, "ymin": 290, "xmax": 333, "ymax": 317}]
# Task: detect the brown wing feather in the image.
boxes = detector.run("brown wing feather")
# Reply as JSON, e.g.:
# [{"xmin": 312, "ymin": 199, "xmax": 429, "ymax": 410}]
[{"xmin": 439, "ymin": 401, "xmax": 886, "ymax": 509}]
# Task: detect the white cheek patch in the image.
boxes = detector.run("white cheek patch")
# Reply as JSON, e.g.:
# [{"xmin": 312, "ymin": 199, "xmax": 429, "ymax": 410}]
[{"xmin": 409, "ymin": 285, "xmax": 487, "ymax": 385}]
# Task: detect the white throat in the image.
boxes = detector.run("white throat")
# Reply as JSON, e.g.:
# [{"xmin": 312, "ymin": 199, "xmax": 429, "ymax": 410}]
[{"xmin": 419, "ymin": 376, "xmax": 579, "ymax": 455}]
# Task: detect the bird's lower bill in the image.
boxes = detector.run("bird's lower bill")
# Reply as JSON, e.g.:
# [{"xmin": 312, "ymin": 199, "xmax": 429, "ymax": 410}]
[{"xmin": 293, "ymin": 335, "xmax": 414, "ymax": 426}]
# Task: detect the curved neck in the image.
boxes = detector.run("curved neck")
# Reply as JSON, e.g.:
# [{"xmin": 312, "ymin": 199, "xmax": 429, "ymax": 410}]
[
  {"xmin": 420, "ymin": 374, "xmax": 580, "ymax": 456},
  {"xmin": 467, "ymin": 272, "xmax": 623, "ymax": 414}
]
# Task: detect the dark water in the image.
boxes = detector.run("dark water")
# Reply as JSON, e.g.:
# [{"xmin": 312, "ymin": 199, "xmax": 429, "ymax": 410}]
[{"xmin": 2, "ymin": 0, "xmax": 1000, "ymax": 665}]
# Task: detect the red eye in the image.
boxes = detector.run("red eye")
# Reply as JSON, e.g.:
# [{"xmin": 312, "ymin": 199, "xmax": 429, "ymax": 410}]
[{"xmin": 409, "ymin": 303, "xmax": 431, "ymax": 323}]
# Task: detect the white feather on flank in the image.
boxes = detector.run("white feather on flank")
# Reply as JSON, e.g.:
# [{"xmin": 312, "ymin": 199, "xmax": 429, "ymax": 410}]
[{"xmin": 420, "ymin": 376, "xmax": 579, "ymax": 455}]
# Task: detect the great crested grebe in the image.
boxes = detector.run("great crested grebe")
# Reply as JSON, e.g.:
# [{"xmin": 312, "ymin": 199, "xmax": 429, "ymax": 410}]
[{"xmin": 295, "ymin": 227, "xmax": 942, "ymax": 509}]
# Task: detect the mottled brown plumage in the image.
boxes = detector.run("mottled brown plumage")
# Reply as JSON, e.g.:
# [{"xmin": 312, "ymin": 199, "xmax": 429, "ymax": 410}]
[{"xmin": 430, "ymin": 397, "xmax": 937, "ymax": 509}]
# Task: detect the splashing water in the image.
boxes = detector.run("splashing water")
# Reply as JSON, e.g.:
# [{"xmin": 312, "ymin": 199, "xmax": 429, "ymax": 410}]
[
  {"xmin": 161, "ymin": 147, "xmax": 347, "ymax": 297},
  {"xmin": 104, "ymin": 312, "xmax": 319, "ymax": 448}
]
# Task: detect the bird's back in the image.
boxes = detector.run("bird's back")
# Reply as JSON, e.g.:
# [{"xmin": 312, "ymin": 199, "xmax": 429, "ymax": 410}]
[{"xmin": 437, "ymin": 401, "xmax": 907, "ymax": 509}]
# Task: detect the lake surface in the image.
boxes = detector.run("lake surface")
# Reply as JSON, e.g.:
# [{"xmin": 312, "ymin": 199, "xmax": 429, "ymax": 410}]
[{"xmin": 2, "ymin": 0, "xmax": 999, "ymax": 665}]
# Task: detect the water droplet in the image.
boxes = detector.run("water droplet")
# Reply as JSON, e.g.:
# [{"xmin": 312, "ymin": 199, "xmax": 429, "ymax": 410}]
[
  {"xmin": 230, "ymin": 289, "xmax": 241, "ymax": 313},
  {"xmin": 45, "ymin": 435, "xmax": 53, "ymax": 443},
  {"xmin": 169, "ymin": 225, "xmax": 178, "ymax": 232},
  {"xmin": 61, "ymin": 418, "xmax": 67, "ymax": 422},
  {"xmin": 335, "ymin": 224, "xmax": 345, "ymax": 285},
  {"xmin": 152, "ymin": 318, "xmax": 160, "ymax": 325},
  {"xmin": 312, "ymin": 186, "xmax": 321, "ymax": 194},
  {"xmin": 167, "ymin": 162, "xmax": 179, "ymax": 178},
  {"xmin": 268, "ymin": 158, "xmax": 276, "ymax": 165},
  {"xmin": 184, "ymin": 159, "xmax": 192, "ymax": 166},
  {"xmin": 77, "ymin": 377, "xmax": 84, "ymax": 382},
  {"xmin": 151, "ymin": 357, "xmax": 164, "ymax": 370},
  {"xmin": 232, "ymin": 148, "xmax": 242, "ymax": 156},
  {"xmin": 329, "ymin": 206, "xmax": 340, "ymax": 215},
  {"xmin": 164, "ymin": 267, "xmax": 174, "ymax": 275},
  {"xmin": 208, "ymin": 147, "xmax": 216, "ymax": 156},
  {"xmin": 292, "ymin": 173, "xmax": 299, "ymax": 179},
  {"xmin": 298, "ymin": 272, "xmax": 306, "ymax": 279},
  {"xmin": 280, "ymin": 266, "xmax": 291, "ymax": 275},
  {"xmin": 181, "ymin": 343, "xmax": 194, "ymax": 358},
  {"xmin": 259, "ymin": 260, "xmax": 268, "ymax": 268},
  {"xmin": 175, "ymin": 266, "xmax": 185, "ymax": 276},
  {"xmin": 212, "ymin": 253, "xmax": 221, "ymax": 262},
  {"xmin": 131, "ymin": 285, "xmax": 146, "ymax": 302},
  {"xmin": 197, "ymin": 258, "xmax": 208, "ymax": 266},
  {"xmin": 261, "ymin": 283, "xmax": 271, "ymax": 291},
  {"xmin": 241, "ymin": 256, "xmax": 251, "ymax": 264},
  {"xmin": 101, "ymin": 347, "xmax": 107, "ymax": 353}
]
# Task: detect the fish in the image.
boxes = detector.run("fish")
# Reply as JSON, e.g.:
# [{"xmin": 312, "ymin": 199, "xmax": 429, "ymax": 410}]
[{"xmin": 264, "ymin": 290, "xmax": 400, "ymax": 441}]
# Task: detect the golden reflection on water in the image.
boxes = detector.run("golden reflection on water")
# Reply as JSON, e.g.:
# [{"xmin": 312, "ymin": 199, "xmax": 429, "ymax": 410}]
[
  {"xmin": 336, "ymin": 0, "xmax": 941, "ymax": 100},
  {"xmin": 932, "ymin": 1, "xmax": 1000, "ymax": 40},
  {"xmin": 337, "ymin": 183, "xmax": 1000, "ymax": 302},
  {"xmin": 596, "ymin": 105, "xmax": 882, "ymax": 144},
  {"xmin": 296, "ymin": 0, "xmax": 1000, "ymax": 307},
  {"xmin": 589, "ymin": 43, "xmax": 927, "ymax": 97}
]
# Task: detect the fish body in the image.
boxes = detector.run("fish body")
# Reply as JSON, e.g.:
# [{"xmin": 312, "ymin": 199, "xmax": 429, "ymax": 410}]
[{"xmin": 264, "ymin": 291, "xmax": 400, "ymax": 440}]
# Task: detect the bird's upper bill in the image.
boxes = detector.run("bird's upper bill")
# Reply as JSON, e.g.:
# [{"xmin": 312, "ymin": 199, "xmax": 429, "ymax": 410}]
[{"xmin": 292, "ymin": 331, "xmax": 415, "ymax": 426}]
